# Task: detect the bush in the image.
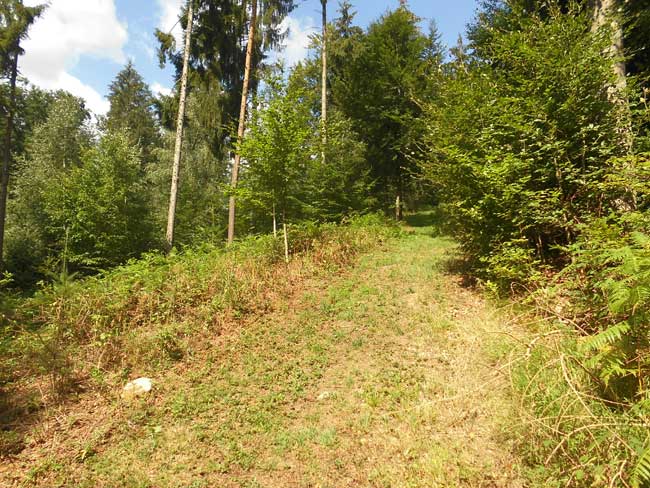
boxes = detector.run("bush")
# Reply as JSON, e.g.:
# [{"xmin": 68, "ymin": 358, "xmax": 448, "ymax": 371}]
[{"xmin": 422, "ymin": 4, "xmax": 625, "ymax": 287}]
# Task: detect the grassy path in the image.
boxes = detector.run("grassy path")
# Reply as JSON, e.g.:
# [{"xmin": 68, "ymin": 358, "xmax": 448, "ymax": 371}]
[{"xmin": 4, "ymin": 219, "xmax": 528, "ymax": 487}]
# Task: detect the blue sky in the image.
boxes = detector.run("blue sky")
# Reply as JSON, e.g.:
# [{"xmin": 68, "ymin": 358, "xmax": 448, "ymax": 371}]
[{"xmin": 19, "ymin": 0, "xmax": 478, "ymax": 115}]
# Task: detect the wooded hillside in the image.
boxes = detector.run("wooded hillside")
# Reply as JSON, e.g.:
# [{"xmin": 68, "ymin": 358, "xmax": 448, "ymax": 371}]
[{"xmin": 2, "ymin": 0, "xmax": 650, "ymax": 485}]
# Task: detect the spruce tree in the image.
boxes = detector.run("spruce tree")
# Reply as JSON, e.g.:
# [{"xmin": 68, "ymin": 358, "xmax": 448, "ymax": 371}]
[
  {"xmin": 106, "ymin": 61, "xmax": 159, "ymax": 165},
  {"xmin": 0, "ymin": 0, "xmax": 44, "ymax": 269}
]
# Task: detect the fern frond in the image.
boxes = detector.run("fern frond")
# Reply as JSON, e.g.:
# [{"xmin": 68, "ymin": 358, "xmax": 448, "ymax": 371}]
[
  {"xmin": 631, "ymin": 232, "xmax": 650, "ymax": 250},
  {"xmin": 580, "ymin": 322, "xmax": 630, "ymax": 353},
  {"xmin": 632, "ymin": 441, "xmax": 650, "ymax": 488}
]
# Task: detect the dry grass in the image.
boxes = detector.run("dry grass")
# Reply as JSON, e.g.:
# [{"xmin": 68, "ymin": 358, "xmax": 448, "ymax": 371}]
[{"xmin": 1, "ymin": 216, "xmax": 531, "ymax": 487}]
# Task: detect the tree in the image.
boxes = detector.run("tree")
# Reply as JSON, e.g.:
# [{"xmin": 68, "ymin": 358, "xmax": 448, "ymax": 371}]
[
  {"xmin": 336, "ymin": 6, "xmax": 443, "ymax": 218},
  {"xmin": 0, "ymin": 0, "xmax": 44, "ymax": 269},
  {"xmin": 150, "ymin": 88, "xmax": 229, "ymax": 246},
  {"xmin": 421, "ymin": 1, "xmax": 625, "ymax": 284},
  {"xmin": 105, "ymin": 61, "xmax": 160, "ymax": 165},
  {"xmin": 227, "ymin": 0, "xmax": 258, "ymax": 244},
  {"xmin": 156, "ymin": 0, "xmax": 296, "ymax": 160},
  {"xmin": 238, "ymin": 71, "xmax": 371, "ymax": 231},
  {"xmin": 7, "ymin": 92, "xmax": 92, "ymax": 284},
  {"xmin": 320, "ymin": 0, "xmax": 327, "ymax": 164},
  {"xmin": 48, "ymin": 132, "xmax": 153, "ymax": 270},
  {"xmin": 166, "ymin": 0, "xmax": 194, "ymax": 250},
  {"xmin": 238, "ymin": 72, "xmax": 311, "ymax": 230}
]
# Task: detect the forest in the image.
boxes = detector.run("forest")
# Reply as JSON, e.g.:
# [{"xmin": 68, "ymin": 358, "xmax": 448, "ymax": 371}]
[{"xmin": 1, "ymin": 0, "xmax": 650, "ymax": 486}]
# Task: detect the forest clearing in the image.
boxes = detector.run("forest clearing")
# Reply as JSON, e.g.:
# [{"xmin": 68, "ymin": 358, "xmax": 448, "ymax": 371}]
[
  {"xmin": 2, "ymin": 0, "xmax": 650, "ymax": 486},
  {"xmin": 1, "ymin": 214, "xmax": 531, "ymax": 487}
]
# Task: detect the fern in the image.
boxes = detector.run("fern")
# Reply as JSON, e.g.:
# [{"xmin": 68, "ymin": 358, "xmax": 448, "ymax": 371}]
[
  {"xmin": 633, "ymin": 441, "xmax": 650, "ymax": 488},
  {"xmin": 580, "ymin": 322, "xmax": 630, "ymax": 353},
  {"xmin": 631, "ymin": 232, "xmax": 650, "ymax": 249}
]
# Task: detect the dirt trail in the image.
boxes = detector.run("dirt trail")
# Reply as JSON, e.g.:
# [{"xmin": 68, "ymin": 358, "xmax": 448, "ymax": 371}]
[
  {"xmin": 249, "ymin": 223, "xmax": 527, "ymax": 487},
  {"xmin": 2, "ymin": 219, "xmax": 528, "ymax": 487}
]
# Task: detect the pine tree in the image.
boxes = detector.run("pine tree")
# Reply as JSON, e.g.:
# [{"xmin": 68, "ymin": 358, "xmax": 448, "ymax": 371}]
[
  {"xmin": 106, "ymin": 61, "xmax": 159, "ymax": 165},
  {"xmin": 336, "ymin": 6, "xmax": 442, "ymax": 218},
  {"xmin": 0, "ymin": 0, "xmax": 44, "ymax": 269}
]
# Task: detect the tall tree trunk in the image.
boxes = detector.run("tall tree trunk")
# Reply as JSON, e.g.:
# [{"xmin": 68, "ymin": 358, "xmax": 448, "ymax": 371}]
[
  {"xmin": 166, "ymin": 0, "xmax": 194, "ymax": 250},
  {"xmin": 227, "ymin": 0, "xmax": 258, "ymax": 244},
  {"xmin": 592, "ymin": 0, "xmax": 632, "ymax": 151},
  {"xmin": 320, "ymin": 0, "xmax": 327, "ymax": 164},
  {"xmin": 0, "ymin": 52, "xmax": 19, "ymax": 270},
  {"xmin": 592, "ymin": 0, "xmax": 626, "ymax": 92}
]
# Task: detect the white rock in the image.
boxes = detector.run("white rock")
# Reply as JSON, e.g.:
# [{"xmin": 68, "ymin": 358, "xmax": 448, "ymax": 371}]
[
  {"xmin": 122, "ymin": 377, "xmax": 153, "ymax": 399},
  {"xmin": 317, "ymin": 391, "xmax": 333, "ymax": 401}
]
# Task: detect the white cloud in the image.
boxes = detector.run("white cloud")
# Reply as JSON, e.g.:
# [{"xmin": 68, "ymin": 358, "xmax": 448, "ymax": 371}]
[
  {"xmin": 19, "ymin": 0, "xmax": 128, "ymax": 115},
  {"xmin": 151, "ymin": 82, "xmax": 172, "ymax": 97},
  {"xmin": 156, "ymin": 0, "xmax": 184, "ymax": 45},
  {"xmin": 274, "ymin": 16, "xmax": 317, "ymax": 68},
  {"xmin": 135, "ymin": 32, "xmax": 156, "ymax": 62}
]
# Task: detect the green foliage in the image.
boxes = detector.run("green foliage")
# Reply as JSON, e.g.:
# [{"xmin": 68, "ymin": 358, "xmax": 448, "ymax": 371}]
[
  {"xmin": 422, "ymin": 2, "xmax": 625, "ymax": 284},
  {"xmin": 7, "ymin": 92, "xmax": 92, "ymax": 284},
  {"xmin": 149, "ymin": 88, "xmax": 228, "ymax": 246},
  {"xmin": 104, "ymin": 61, "xmax": 160, "ymax": 165},
  {"xmin": 237, "ymin": 70, "xmax": 372, "ymax": 231},
  {"xmin": 238, "ymin": 71, "xmax": 313, "ymax": 226},
  {"xmin": 512, "ymin": 331, "xmax": 650, "ymax": 487},
  {"xmin": 50, "ymin": 132, "xmax": 155, "ymax": 269},
  {"xmin": 156, "ymin": 0, "xmax": 296, "ymax": 149},
  {"xmin": 8, "ymin": 123, "xmax": 154, "ymax": 279},
  {"xmin": 333, "ymin": 6, "xmax": 443, "ymax": 209},
  {"xmin": 0, "ymin": 0, "xmax": 45, "ymax": 69},
  {"xmin": 633, "ymin": 442, "xmax": 650, "ymax": 488},
  {"xmin": 557, "ymin": 211, "xmax": 650, "ymax": 400}
]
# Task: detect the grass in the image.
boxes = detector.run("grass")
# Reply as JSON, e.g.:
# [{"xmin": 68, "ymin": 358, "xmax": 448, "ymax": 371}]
[{"xmin": 1, "ymin": 214, "xmax": 531, "ymax": 487}]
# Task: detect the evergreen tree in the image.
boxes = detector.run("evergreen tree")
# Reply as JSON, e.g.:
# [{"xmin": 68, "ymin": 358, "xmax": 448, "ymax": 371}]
[
  {"xmin": 7, "ymin": 92, "xmax": 92, "ymax": 284},
  {"xmin": 105, "ymin": 61, "xmax": 160, "ymax": 165},
  {"xmin": 337, "ymin": 6, "xmax": 443, "ymax": 218},
  {"xmin": 0, "ymin": 0, "xmax": 44, "ymax": 268},
  {"xmin": 156, "ymin": 0, "xmax": 297, "ymax": 157}
]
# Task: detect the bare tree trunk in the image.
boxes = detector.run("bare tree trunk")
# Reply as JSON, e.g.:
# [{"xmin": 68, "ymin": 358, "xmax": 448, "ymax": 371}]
[
  {"xmin": 320, "ymin": 0, "xmax": 327, "ymax": 164},
  {"xmin": 166, "ymin": 0, "xmax": 195, "ymax": 250},
  {"xmin": 592, "ymin": 0, "xmax": 626, "ymax": 91},
  {"xmin": 592, "ymin": 0, "xmax": 632, "ymax": 151},
  {"xmin": 283, "ymin": 222, "xmax": 289, "ymax": 263},
  {"xmin": 272, "ymin": 203, "xmax": 277, "ymax": 238},
  {"xmin": 0, "ymin": 53, "xmax": 19, "ymax": 270},
  {"xmin": 228, "ymin": 0, "xmax": 258, "ymax": 244}
]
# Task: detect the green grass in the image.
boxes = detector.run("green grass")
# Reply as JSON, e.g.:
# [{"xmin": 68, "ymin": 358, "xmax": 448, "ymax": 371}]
[{"xmin": 2, "ymin": 214, "xmax": 530, "ymax": 487}]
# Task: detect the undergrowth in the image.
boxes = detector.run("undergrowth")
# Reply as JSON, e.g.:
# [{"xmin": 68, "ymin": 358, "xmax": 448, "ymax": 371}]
[
  {"xmin": 509, "ymin": 215, "xmax": 650, "ymax": 488},
  {"xmin": 0, "ymin": 214, "xmax": 399, "ymax": 455},
  {"xmin": 511, "ymin": 326, "xmax": 650, "ymax": 487}
]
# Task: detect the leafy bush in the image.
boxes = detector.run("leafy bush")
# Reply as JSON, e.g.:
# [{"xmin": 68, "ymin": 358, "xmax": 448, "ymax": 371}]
[
  {"xmin": 422, "ymin": 4, "xmax": 624, "ymax": 286},
  {"xmin": 47, "ymin": 132, "xmax": 156, "ymax": 270}
]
